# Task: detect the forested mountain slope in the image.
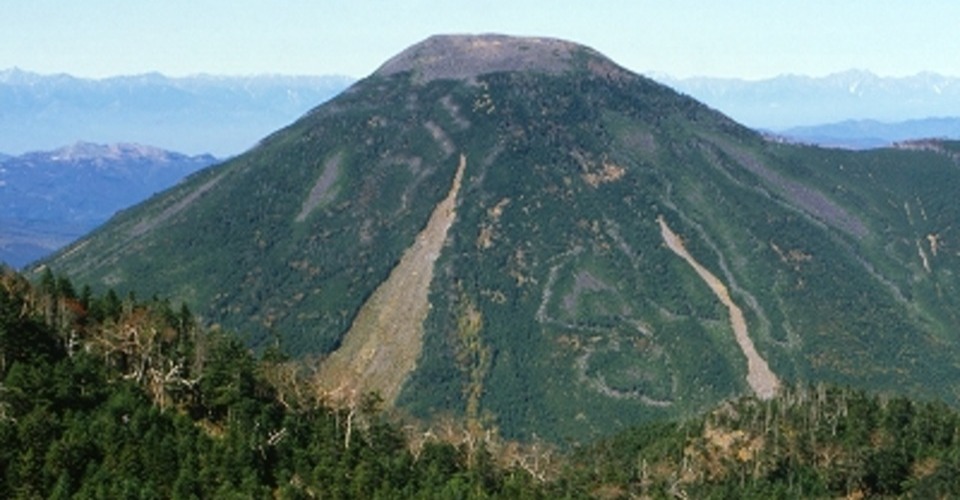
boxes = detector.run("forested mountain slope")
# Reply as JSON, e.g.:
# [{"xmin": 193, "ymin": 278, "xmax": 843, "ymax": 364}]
[{"xmin": 36, "ymin": 35, "xmax": 960, "ymax": 443}]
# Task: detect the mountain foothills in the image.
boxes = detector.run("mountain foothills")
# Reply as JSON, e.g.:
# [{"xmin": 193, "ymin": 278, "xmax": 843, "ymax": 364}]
[
  {"xmin": 37, "ymin": 35, "xmax": 960, "ymax": 445},
  {"xmin": 0, "ymin": 143, "xmax": 217, "ymax": 268}
]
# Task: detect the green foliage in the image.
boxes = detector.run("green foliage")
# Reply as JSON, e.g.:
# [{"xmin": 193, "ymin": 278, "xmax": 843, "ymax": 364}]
[
  {"xmin": 562, "ymin": 385, "xmax": 960, "ymax": 497},
  {"xmin": 5, "ymin": 268, "xmax": 960, "ymax": 496},
  {"xmin": 29, "ymin": 42, "xmax": 960, "ymax": 445},
  {"xmin": 0, "ymin": 268, "xmax": 547, "ymax": 498}
]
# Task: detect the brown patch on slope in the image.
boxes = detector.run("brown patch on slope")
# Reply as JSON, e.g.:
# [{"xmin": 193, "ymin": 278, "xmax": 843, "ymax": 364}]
[
  {"xmin": 571, "ymin": 149, "xmax": 625, "ymax": 187},
  {"xmin": 454, "ymin": 290, "xmax": 489, "ymax": 426},
  {"xmin": 316, "ymin": 154, "xmax": 467, "ymax": 406},
  {"xmin": 476, "ymin": 197, "xmax": 510, "ymax": 250}
]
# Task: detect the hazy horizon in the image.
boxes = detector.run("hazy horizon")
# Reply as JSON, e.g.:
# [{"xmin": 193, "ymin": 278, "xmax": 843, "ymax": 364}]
[
  {"xmin": 3, "ymin": 2, "xmax": 959, "ymax": 80},
  {"xmin": 4, "ymin": 65, "xmax": 960, "ymax": 82},
  {"xmin": 5, "ymin": 64, "xmax": 960, "ymax": 157}
]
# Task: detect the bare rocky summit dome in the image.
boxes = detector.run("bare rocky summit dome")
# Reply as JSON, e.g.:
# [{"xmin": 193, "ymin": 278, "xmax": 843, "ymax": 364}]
[{"xmin": 373, "ymin": 34, "xmax": 628, "ymax": 83}]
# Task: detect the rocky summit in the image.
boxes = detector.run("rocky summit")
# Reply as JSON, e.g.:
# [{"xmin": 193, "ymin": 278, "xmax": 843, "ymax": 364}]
[
  {"xmin": 374, "ymin": 34, "xmax": 627, "ymax": 82},
  {"xmin": 38, "ymin": 35, "xmax": 960, "ymax": 443}
]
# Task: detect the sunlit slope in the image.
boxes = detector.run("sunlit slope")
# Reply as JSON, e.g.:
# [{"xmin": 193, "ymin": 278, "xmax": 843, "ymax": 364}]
[{"xmin": 40, "ymin": 35, "xmax": 960, "ymax": 442}]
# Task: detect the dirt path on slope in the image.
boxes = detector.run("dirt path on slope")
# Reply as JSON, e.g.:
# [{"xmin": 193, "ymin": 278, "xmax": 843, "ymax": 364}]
[
  {"xmin": 316, "ymin": 154, "xmax": 467, "ymax": 406},
  {"xmin": 658, "ymin": 216, "xmax": 780, "ymax": 399}
]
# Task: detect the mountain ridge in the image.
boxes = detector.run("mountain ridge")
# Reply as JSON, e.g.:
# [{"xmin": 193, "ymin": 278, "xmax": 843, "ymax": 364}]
[
  {"xmin": 778, "ymin": 116, "xmax": 960, "ymax": 149},
  {"xmin": 0, "ymin": 69, "xmax": 353, "ymax": 156},
  {"xmin": 658, "ymin": 70, "xmax": 960, "ymax": 129},
  {"xmin": 1, "ymin": 142, "xmax": 217, "ymax": 268}
]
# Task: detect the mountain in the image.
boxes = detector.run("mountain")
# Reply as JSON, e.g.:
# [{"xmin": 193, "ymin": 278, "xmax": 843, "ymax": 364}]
[
  {"xmin": 779, "ymin": 117, "xmax": 960, "ymax": 149},
  {"xmin": 1, "ymin": 142, "xmax": 217, "ymax": 268},
  {"xmin": 658, "ymin": 71, "xmax": 960, "ymax": 130},
  {"xmin": 37, "ymin": 35, "xmax": 960, "ymax": 444},
  {"xmin": 0, "ymin": 69, "xmax": 353, "ymax": 157}
]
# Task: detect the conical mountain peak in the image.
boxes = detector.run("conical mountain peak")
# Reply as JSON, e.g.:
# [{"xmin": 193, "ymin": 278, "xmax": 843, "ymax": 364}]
[
  {"xmin": 37, "ymin": 34, "xmax": 960, "ymax": 445},
  {"xmin": 373, "ymin": 33, "xmax": 627, "ymax": 82}
]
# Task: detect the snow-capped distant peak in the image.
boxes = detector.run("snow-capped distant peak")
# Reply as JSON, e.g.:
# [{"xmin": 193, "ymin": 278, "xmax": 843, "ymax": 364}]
[{"xmin": 49, "ymin": 142, "xmax": 171, "ymax": 162}]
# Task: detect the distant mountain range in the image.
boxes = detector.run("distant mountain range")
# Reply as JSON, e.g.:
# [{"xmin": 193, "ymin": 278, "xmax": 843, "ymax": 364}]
[
  {"xmin": 658, "ymin": 70, "xmax": 960, "ymax": 129},
  {"xmin": 5, "ymin": 68, "xmax": 960, "ymax": 155},
  {"xmin": 0, "ymin": 69, "xmax": 354, "ymax": 157},
  {"xmin": 777, "ymin": 117, "xmax": 960, "ymax": 149},
  {"xmin": 657, "ymin": 71, "xmax": 960, "ymax": 148},
  {"xmin": 0, "ymin": 142, "xmax": 217, "ymax": 268}
]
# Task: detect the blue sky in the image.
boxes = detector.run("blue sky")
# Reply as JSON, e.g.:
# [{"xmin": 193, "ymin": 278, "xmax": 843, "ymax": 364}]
[{"xmin": 3, "ymin": 1, "xmax": 960, "ymax": 79}]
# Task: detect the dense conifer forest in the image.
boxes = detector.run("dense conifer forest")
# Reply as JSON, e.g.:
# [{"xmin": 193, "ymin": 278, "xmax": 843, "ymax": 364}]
[{"xmin": 3, "ymin": 266, "xmax": 960, "ymax": 498}]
